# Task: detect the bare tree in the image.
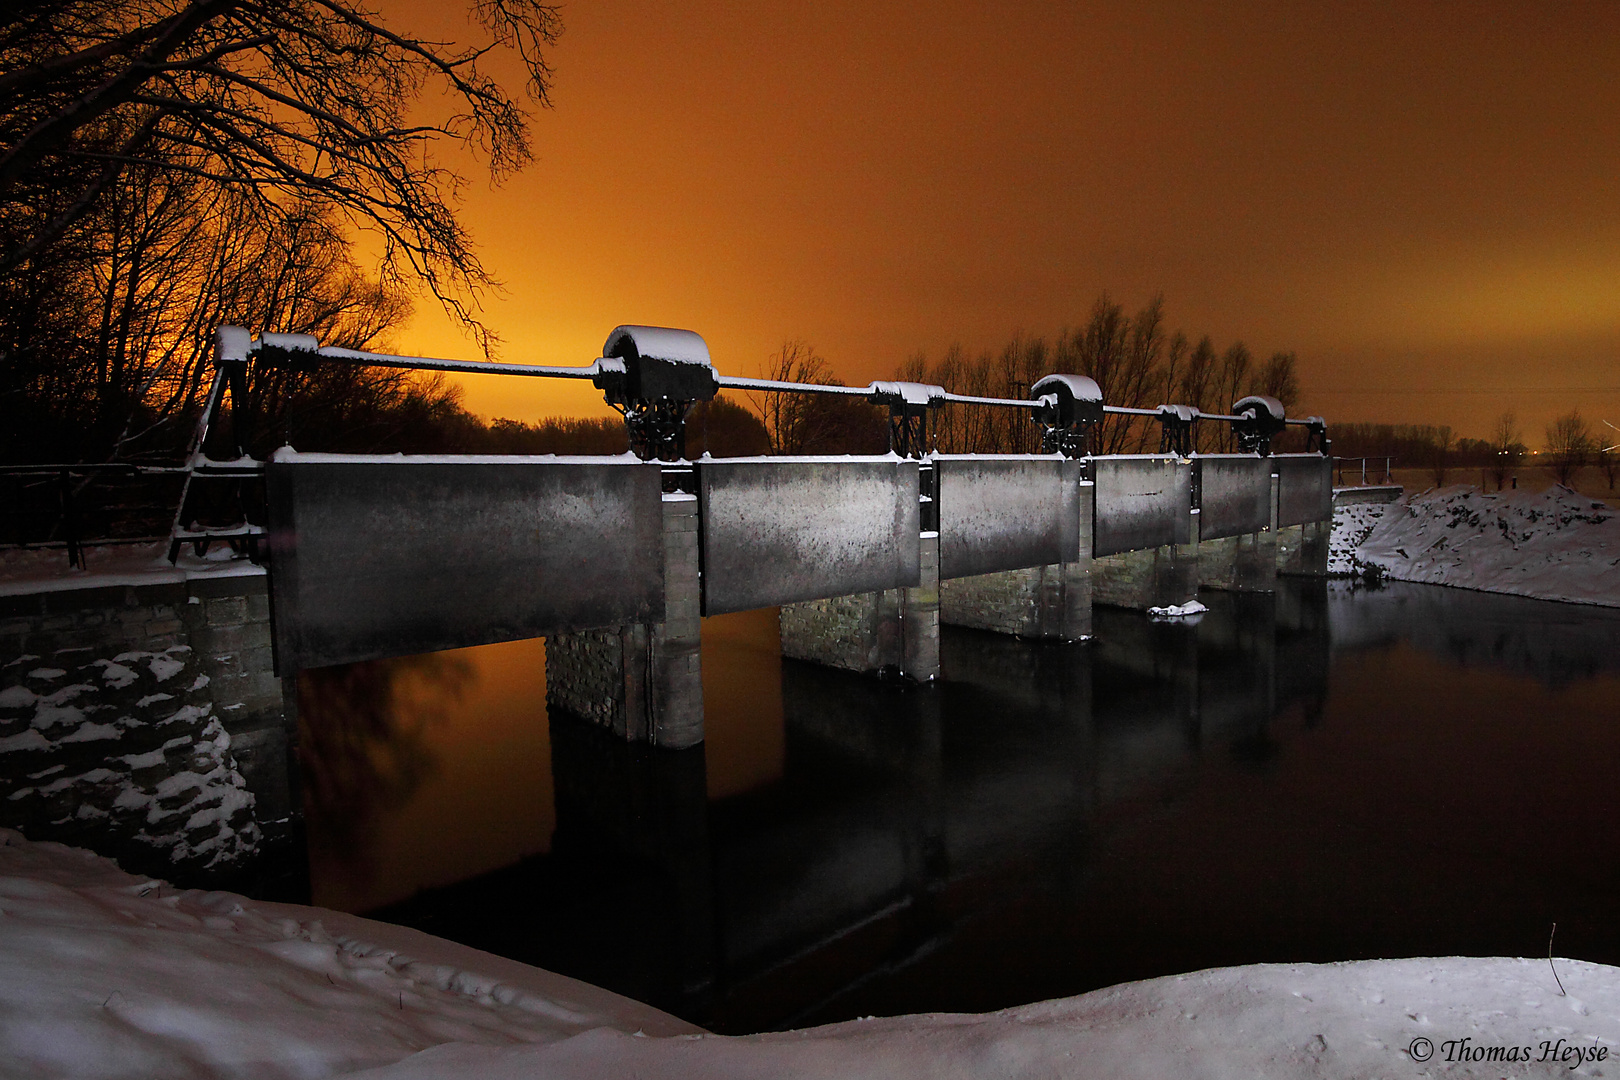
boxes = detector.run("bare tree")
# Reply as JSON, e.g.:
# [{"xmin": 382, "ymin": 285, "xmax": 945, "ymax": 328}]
[
  {"xmin": 753, "ymin": 340, "xmax": 838, "ymax": 455},
  {"xmin": 1254, "ymin": 351, "xmax": 1300, "ymax": 410},
  {"xmin": 996, "ymin": 332, "xmax": 1048, "ymax": 453},
  {"xmin": 1430, "ymin": 425, "xmax": 1454, "ymax": 487},
  {"xmin": 1047, "ymin": 294, "xmax": 1167, "ymax": 454},
  {"xmin": 1488, "ymin": 411, "xmax": 1522, "ymax": 490},
  {"xmin": 1, "ymin": 1, "xmax": 561, "ymax": 343},
  {"xmin": 1174, "ymin": 335, "xmax": 1220, "ymax": 451},
  {"xmin": 1545, "ymin": 410, "xmax": 1595, "ymax": 487},
  {"xmin": 1601, "ymin": 420, "xmax": 1619, "ymax": 491},
  {"xmin": 1215, "ymin": 342, "xmax": 1253, "ymax": 452}
]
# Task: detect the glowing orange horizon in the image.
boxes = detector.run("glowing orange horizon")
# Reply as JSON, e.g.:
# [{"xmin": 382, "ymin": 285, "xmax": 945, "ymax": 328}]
[{"xmin": 380, "ymin": 0, "xmax": 1620, "ymax": 445}]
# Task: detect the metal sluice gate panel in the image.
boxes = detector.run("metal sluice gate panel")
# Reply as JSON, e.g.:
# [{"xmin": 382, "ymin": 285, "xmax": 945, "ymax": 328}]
[
  {"xmin": 1274, "ymin": 454, "xmax": 1334, "ymax": 527},
  {"xmin": 1196, "ymin": 455, "xmax": 1273, "ymax": 541},
  {"xmin": 935, "ymin": 456, "xmax": 1084, "ymax": 579},
  {"xmin": 1091, "ymin": 456, "xmax": 1193, "ymax": 557},
  {"xmin": 266, "ymin": 455, "xmax": 664, "ymax": 672},
  {"xmin": 698, "ymin": 457, "xmax": 920, "ymax": 615}
]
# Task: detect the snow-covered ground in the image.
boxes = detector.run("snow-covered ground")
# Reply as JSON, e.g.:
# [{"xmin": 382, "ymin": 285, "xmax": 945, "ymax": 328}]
[
  {"xmin": 1330, "ymin": 485, "xmax": 1620, "ymax": 607},
  {"xmin": 4, "ymin": 828, "xmax": 1617, "ymax": 1079},
  {"xmin": 0, "ymin": 541, "xmax": 262, "ymax": 597},
  {"xmin": 1327, "ymin": 500, "xmax": 1389, "ymax": 576}
]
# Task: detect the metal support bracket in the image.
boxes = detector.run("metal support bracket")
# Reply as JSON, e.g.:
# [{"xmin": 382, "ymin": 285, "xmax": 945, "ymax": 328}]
[
  {"xmin": 1031, "ymin": 374, "xmax": 1104, "ymax": 458},
  {"xmin": 1232, "ymin": 395, "xmax": 1288, "ymax": 456},
  {"xmin": 1157, "ymin": 404, "xmax": 1197, "ymax": 457},
  {"xmin": 594, "ymin": 326, "xmax": 719, "ymax": 462}
]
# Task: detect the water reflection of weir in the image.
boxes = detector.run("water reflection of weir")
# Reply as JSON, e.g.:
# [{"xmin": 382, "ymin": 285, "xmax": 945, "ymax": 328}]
[
  {"xmin": 298, "ymin": 653, "xmax": 472, "ymax": 869},
  {"xmin": 376, "ymin": 583, "xmax": 1332, "ymax": 1033},
  {"xmin": 1327, "ymin": 580, "xmax": 1620, "ymax": 685}
]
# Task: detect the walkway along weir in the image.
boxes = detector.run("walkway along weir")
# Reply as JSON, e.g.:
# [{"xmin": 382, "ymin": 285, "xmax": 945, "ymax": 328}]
[{"xmin": 219, "ymin": 325, "xmax": 1334, "ymax": 749}]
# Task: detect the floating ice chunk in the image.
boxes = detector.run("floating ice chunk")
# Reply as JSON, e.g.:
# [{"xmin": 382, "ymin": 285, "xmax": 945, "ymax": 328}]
[{"xmin": 1147, "ymin": 600, "xmax": 1209, "ymax": 618}]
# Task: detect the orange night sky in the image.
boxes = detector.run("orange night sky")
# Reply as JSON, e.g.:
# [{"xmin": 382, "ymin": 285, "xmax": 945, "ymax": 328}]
[{"xmin": 389, "ymin": 0, "xmax": 1620, "ymax": 444}]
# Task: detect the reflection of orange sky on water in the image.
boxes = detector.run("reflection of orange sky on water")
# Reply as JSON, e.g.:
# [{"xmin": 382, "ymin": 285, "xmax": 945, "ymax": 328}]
[
  {"xmin": 307, "ymin": 637, "xmax": 553, "ymax": 913},
  {"xmin": 308, "ymin": 613, "xmax": 786, "ymax": 913},
  {"xmin": 701, "ymin": 609, "xmax": 786, "ymax": 799},
  {"xmin": 380, "ymin": 0, "xmax": 1620, "ymax": 441}
]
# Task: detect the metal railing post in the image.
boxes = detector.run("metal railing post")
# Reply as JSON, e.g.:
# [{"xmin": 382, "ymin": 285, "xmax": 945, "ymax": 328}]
[{"xmin": 58, "ymin": 468, "xmax": 82, "ymax": 569}]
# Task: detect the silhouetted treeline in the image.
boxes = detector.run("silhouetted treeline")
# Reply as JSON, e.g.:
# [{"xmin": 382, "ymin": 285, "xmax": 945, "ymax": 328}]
[
  {"xmin": 748, "ymin": 295, "xmax": 1308, "ymax": 458},
  {"xmin": 1328, "ymin": 424, "xmax": 1509, "ymax": 467},
  {"xmin": 472, "ymin": 397, "xmax": 769, "ymax": 458},
  {"xmin": 898, "ymin": 294, "xmax": 1303, "ymax": 455},
  {"xmin": 750, "ymin": 341, "xmax": 889, "ymax": 455}
]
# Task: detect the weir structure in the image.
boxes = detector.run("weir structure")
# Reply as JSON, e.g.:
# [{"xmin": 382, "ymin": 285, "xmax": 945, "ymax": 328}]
[
  {"xmin": 0, "ymin": 323, "xmax": 1336, "ymax": 886},
  {"xmin": 204, "ymin": 323, "xmax": 1334, "ymax": 750}
]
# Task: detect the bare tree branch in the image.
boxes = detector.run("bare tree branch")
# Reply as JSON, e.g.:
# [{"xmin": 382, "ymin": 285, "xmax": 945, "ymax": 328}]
[{"xmin": 1, "ymin": 1, "xmax": 561, "ymax": 341}]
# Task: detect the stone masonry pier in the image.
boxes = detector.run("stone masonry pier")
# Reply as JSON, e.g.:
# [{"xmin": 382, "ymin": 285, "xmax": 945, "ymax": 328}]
[{"xmin": 0, "ymin": 571, "xmax": 296, "ymax": 885}]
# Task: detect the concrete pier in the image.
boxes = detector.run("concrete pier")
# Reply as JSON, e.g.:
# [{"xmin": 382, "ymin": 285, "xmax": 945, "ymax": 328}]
[
  {"xmin": 779, "ymin": 534, "xmax": 940, "ymax": 681},
  {"xmin": 1091, "ymin": 538, "xmax": 1200, "ymax": 610},
  {"xmin": 546, "ymin": 493, "xmax": 705, "ymax": 748},
  {"xmin": 1276, "ymin": 520, "xmax": 1331, "ymax": 577}
]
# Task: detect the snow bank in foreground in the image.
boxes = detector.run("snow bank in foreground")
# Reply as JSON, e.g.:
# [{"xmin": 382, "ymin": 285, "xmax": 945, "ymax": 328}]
[
  {"xmin": 0, "ymin": 829, "xmax": 699, "ymax": 1079},
  {"xmin": 4, "ymin": 830, "xmax": 1619, "ymax": 1079},
  {"xmin": 1344, "ymin": 486, "xmax": 1620, "ymax": 607}
]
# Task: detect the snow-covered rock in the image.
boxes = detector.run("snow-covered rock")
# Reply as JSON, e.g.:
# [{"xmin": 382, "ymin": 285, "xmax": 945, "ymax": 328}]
[
  {"xmin": 3, "ymin": 828, "xmax": 1617, "ymax": 1079},
  {"xmin": 1349, "ymin": 485, "xmax": 1620, "ymax": 606}
]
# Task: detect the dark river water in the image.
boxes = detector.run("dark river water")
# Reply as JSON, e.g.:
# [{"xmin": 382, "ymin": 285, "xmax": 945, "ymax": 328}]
[{"xmin": 299, "ymin": 580, "xmax": 1620, "ymax": 1034}]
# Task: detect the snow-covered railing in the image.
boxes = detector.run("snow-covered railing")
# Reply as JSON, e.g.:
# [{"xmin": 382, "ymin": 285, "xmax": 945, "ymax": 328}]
[{"xmin": 0, "ymin": 463, "xmax": 190, "ymax": 569}]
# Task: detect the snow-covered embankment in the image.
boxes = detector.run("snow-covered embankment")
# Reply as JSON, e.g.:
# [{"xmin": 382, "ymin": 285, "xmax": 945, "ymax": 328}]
[
  {"xmin": 4, "ymin": 829, "xmax": 1618, "ymax": 1079},
  {"xmin": 1331, "ymin": 485, "xmax": 1620, "ymax": 607}
]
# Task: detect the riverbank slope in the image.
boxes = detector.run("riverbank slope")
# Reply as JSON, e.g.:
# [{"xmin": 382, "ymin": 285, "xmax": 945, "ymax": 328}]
[{"xmin": 1330, "ymin": 484, "xmax": 1620, "ymax": 607}]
